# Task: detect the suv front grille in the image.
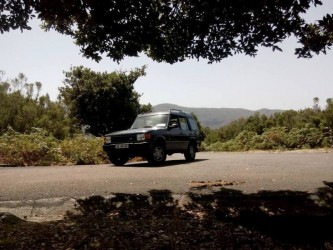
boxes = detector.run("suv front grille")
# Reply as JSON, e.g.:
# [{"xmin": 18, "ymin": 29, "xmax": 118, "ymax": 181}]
[{"xmin": 111, "ymin": 135, "xmax": 137, "ymax": 143}]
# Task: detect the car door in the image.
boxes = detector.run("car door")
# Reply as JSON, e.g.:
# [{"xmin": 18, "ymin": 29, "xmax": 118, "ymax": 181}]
[
  {"xmin": 178, "ymin": 116, "xmax": 191, "ymax": 150},
  {"xmin": 165, "ymin": 115, "xmax": 183, "ymax": 151}
]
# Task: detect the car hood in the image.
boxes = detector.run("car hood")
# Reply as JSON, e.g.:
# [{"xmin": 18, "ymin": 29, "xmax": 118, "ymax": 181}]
[{"xmin": 105, "ymin": 128, "xmax": 159, "ymax": 136}]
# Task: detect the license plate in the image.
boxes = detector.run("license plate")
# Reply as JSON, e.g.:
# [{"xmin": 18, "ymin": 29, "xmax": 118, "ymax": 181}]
[{"xmin": 115, "ymin": 144, "xmax": 129, "ymax": 149}]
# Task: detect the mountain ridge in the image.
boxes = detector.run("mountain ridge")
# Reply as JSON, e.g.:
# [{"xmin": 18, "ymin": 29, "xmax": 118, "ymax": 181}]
[{"xmin": 153, "ymin": 103, "xmax": 283, "ymax": 128}]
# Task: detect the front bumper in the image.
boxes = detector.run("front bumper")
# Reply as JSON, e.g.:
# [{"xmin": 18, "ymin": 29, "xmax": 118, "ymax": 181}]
[{"xmin": 103, "ymin": 142, "xmax": 151, "ymax": 157}]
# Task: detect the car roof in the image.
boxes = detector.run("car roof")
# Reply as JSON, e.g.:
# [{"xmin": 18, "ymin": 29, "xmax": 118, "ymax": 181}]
[{"xmin": 138, "ymin": 109, "xmax": 194, "ymax": 118}]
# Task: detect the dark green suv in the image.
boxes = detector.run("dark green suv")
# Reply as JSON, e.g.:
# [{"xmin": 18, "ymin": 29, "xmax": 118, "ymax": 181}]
[{"xmin": 103, "ymin": 109, "xmax": 203, "ymax": 166}]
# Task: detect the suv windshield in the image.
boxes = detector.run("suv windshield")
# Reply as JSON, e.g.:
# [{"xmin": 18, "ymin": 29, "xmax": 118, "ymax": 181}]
[{"xmin": 131, "ymin": 114, "xmax": 169, "ymax": 129}]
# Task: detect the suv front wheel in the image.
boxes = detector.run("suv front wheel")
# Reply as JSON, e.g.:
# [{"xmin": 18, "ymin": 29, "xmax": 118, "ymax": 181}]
[
  {"xmin": 148, "ymin": 144, "xmax": 166, "ymax": 165},
  {"xmin": 109, "ymin": 155, "xmax": 129, "ymax": 166}
]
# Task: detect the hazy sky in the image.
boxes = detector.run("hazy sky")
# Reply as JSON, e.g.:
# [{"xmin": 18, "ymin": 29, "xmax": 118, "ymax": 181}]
[{"xmin": 0, "ymin": 1, "xmax": 332, "ymax": 111}]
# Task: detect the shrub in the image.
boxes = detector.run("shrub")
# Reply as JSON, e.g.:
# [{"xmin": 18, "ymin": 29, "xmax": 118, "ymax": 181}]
[
  {"xmin": 259, "ymin": 127, "xmax": 288, "ymax": 150},
  {"xmin": 286, "ymin": 127, "xmax": 323, "ymax": 149},
  {"xmin": 0, "ymin": 129, "xmax": 108, "ymax": 166},
  {"xmin": 0, "ymin": 128, "xmax": 61, "ymax": 166},
  {"xmin": 233, "ymin": 130, "xmax": 257, "ymax": 150},
  {"xmin": 205, "ymin": 140, "xmax": 241, "ymax": 152},
  {"xmin": 60, "ymin": 134, "xmax": 108, "ymax": 165}
]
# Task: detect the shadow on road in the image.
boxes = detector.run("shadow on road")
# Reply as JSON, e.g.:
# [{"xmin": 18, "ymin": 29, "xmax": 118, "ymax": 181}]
[
  {"xmin": 111, "ymin": 158, "xmax": 209, "ymax": 168},
  {"xmin": 188, "ymin": 182, "xmax": 333, "ymax": 246},
  {"xmin": 1, "ymin": 182, "xmax": 333, "ymax": 249},
  {"xmin": 72, "ymin": 181, "xmax": 333, "ymax": 249}
]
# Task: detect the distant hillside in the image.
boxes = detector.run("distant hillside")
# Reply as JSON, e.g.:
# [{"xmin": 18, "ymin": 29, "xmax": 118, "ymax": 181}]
[{"xmin": 153, "ymin": 103, "xmax": 283, "ymax": 129}]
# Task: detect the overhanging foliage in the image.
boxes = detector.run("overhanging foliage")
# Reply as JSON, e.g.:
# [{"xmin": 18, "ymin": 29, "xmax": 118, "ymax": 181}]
[{"xmin": 1, "ymin": 0, "xmax": 332, "ymax": 63}]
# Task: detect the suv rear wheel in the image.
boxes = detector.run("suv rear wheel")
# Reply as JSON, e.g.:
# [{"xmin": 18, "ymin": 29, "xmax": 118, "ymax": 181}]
[
  {"xmin": 185, "ymin": 142, "xmax": 196, "ymax": 161},
  {"xmin": 148, "ymin": 144, "xmax": 166, "ymax": 165}
]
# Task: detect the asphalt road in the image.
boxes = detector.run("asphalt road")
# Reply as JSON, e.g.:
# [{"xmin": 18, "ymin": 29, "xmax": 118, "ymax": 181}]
[{"xmin": 1, "ymin": 151, "xmax": 332, "ymax": 202}]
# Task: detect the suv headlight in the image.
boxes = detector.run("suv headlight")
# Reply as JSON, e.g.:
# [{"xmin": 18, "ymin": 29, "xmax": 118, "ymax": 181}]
[
  {"xmin": 104, "ymin": 136, "xmax": 111, "ymax": 144},
  {"xmin": 137, "ymin": 133, "xmax": 151, "ymax": 141},
  {"xmin": 136, "ymin": 134, "xmax": 145, "ymax": 141}
]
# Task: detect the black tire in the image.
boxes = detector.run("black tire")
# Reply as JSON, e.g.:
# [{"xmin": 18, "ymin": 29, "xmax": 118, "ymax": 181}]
[
  {"xmin": 148, "ymin": 144, "xmax": 166, "ymax": 165},
  {"xmin": 185, "ymin": 142, "xmax": 196, "ymax": 161},
  {"xmin": 109, "ymin": 155, "xmax": 129, "ymax": 166}
]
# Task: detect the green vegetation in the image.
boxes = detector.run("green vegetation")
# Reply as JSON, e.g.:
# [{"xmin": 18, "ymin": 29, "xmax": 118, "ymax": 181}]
[
  {"xmin": 0, "ymin": 128, "xmax": 108, "ymax": 166},
  {"xmin": 1, "ymin": 1, "xmax": 332, "ymax": 63},
  {"xmin": 202, "ymin": 99, "xmax": 333, "ymax": 151},
  {"xmin": 0, "ymin": 69, "xmax": 148, "ymax": 166},
  {"xmin": 1, "ymin": 70, "xmax": 332, "ymax": 166},
  {"xmin": 0, "ymin": 71, "xmax": 74, "ymax": 139},
  {"xmin": 60, "ymin": 66, "xmax": 152, "ymax": 136}
]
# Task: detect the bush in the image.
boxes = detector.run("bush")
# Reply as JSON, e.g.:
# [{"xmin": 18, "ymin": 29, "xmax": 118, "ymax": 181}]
[
  {"xmin": 0, "ymin": 128, "xmax": 61, "ymax": 166},
  {"xmin": 258, "ymin": 127, "xmax": 288, "ymax": 150},
  {"xmin": 202, "ymin": 125, "xmax": 332, "ymax": 152},
  {"xmin": 233, "ymin": 130, "xmax": 257, "ymax": 150},
  {"xmin": 0, "ymin": 129, "xmax": 108, "ymax": 166},
  {"xmin": 60, "ymin": 134, "xmax": 108, "ymax": 165},
  {"xmin": 204, "ymin": 140, "xmax": 242, "ymax": 152},
  {"xmin": 286, "ymin": 127, "xmax": 323, "ymax": 149}
]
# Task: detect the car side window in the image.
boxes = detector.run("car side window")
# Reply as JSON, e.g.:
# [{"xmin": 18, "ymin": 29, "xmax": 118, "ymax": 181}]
[
  {"xmin": 179, "ymin": 116, "xmax": 189, "ymax": 131},
  {"xmin": 169, "ymin": 115, "xmax": 179, "ymax": 128},
  {"xmin": 188, "ymin": 117, "xmax": 199, "ymax": 131}
]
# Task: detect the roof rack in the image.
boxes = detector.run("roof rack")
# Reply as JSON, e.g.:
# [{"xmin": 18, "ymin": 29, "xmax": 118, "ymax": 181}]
[
  {"xmin": 169, "ymin": 109, "xmax": 193, "ymax": 117},
  {"xmin": 169, "ymin": 109, "xmax": 183, "ymax": 113}
]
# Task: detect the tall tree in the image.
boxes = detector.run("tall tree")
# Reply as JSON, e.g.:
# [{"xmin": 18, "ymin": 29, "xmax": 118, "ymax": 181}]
[
  {"xmin": 1, "ymin": 0, "xmax": 332, "ymax": 63},
  {"xmin": 0, "ymin": 72, "xmax": 73, "ymax": 139},
  {"xmin": 59, "ymin": 66, "xmax": 151, "ymax": 135},
  {"xmin": 313, "ymin": 97, "xmax": 320, "ymax": 111},
  {"xmin": 324, "ymin": 98, "xmax": 333, "ymax": 129}
]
